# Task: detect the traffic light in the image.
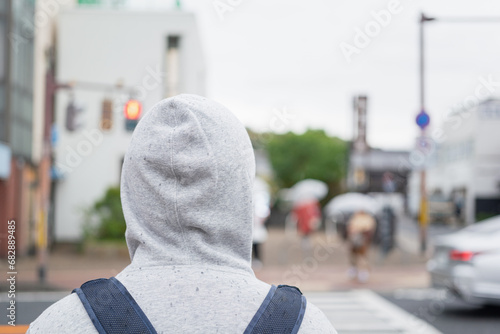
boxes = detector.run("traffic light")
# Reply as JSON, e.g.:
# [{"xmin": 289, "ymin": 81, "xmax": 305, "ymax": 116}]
[
  {"xmin": 100, "ymin": 98, "xmax": 113, "ymax": 131},
  {"xmin": 65, "ymin": 100, "xmax": 84, "ymax": 132},
  {"xmin": 124, "ymin": 99, "xmax": 142, "ymax": 131}
]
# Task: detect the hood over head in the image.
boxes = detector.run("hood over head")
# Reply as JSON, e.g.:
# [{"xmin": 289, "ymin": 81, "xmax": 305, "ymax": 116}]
[{"xmin": 120, "ymin": 94, "xmax": 255, "ymax": 272}]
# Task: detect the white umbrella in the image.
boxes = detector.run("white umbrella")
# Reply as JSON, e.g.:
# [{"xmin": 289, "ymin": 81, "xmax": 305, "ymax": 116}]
[
  {"xmin": 287, "ymin": 179, "xmax": 328, "ymax": 203},
  {"xmin": 325, "ymin": 192, "xmax": 380, "ymax": 217}
]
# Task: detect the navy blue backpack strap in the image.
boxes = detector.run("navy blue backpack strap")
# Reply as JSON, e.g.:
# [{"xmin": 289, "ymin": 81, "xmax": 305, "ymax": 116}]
[
  {"xmin": 72, "ymin": 277, "xmax": 157, "ymax": 334},
  {"xmin": 244, "ymin": 284, "xmax": 307, "ymax": 334}
]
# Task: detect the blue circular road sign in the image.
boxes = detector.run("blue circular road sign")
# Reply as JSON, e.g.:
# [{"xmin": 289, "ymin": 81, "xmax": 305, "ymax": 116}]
[{"xmin": 416, "ymin": 111, "xmax": 430, "ymax": 129}]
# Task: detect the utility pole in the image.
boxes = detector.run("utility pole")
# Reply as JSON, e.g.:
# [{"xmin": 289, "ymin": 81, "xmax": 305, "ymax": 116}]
[
  {"xmin": 417, "ymin": 13, "xmax": 434, "ymax": 256},
  {"xmin": 416, "ymin": 13, "xmax": 500, "ymax": 255},
  {"xmin": 39, "ymin": 74, "xmax": 138, "ymax": 283}
]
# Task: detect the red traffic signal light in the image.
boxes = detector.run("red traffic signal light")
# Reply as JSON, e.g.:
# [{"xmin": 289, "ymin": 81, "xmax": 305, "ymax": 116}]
[{"xmin": 124, "ymin": 100, "xmax": 142, "ymax": 120}]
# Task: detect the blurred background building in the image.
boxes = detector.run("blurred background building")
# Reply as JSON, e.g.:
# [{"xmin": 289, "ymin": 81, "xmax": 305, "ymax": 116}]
[
  {"xmin": 52, "ymin": 6, "xmax": 205, "ymax": 242},
  {"xmin": 348, "ymin": 95, "xmax": 410, "ymax": 214},
  {"xmin": 409, "ymin": 99, "xmax": 500, "ymax": 225},
  {"xmin": 0, "ymin": 0, "xmax": 37, "ymax": 256},
  {"xmin": 0, "ymin": 0, "xmax": 206, "ymax": 252}
]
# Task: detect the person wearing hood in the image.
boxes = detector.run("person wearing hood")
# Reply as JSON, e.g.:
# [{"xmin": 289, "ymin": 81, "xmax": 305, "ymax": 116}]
[{"xmin": 27, "ymin": 95, "xmax": 336, "ymax": 333}]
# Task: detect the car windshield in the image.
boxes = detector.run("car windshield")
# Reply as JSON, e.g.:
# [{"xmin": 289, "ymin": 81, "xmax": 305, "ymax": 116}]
[{"xmin": 463, "ymin": 216, "xmax": 500, "ymax": 234}]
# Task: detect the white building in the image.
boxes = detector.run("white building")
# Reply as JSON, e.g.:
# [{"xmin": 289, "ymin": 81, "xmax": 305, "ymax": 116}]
[
  {"xmin": 53, "ymin": 8, "xmax": 205, "ymax": 241},
  {"xmin": 410, "ymin": 99, "xmax": 500, "ymax": 225}
]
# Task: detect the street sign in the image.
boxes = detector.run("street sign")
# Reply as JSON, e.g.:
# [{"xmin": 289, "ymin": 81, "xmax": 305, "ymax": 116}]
[{"xmin": 416, "ymin": 110, "xmax": 430, "ymax": 129}]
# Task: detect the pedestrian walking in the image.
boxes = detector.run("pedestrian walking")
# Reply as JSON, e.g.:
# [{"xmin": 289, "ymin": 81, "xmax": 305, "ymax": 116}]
[
  {"xmin": 292, "ymin": 199, "xmax": 322, "ymax": 251},
  {"xmin": 252, "ymin": 177, "xmax": 270, "ymax": 269},
  {"xmin": 346, "ymin": 210, "xmax": 376, "ymax": 283}
]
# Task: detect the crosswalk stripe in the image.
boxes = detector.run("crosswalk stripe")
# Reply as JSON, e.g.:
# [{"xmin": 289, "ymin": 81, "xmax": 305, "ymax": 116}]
[
  {"xmin": 305, "ymin": 290, "xmax": 443, "ymax": 334},
  {"xmin": 0, "ymin": 292, "xmax": 69, "ymax": 303}
]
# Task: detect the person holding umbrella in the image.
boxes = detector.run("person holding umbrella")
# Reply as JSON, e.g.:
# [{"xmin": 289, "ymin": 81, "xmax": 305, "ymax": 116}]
[
  {"xmin": 325, "ymin": 193, "xmax": 379, "ymax": 283},
  {"xmin": 288, "ymin": 179, "xmax": 328, "ymax": 251},
  {"xmin": 293, "ymin": 198, "xmax": 322, "ymax": 246},
  {"xmin": 346, "ymin": 210, "xmax": 376, "ymax": 283}
]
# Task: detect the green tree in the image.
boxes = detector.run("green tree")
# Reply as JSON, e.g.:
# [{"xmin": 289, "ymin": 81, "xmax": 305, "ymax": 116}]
[
  {"xmin": 265, "ymin": 129, "xmax": 347, "ymax": 201},
  {"xmin": 84, "ymin": 186, "xmax": 126, "ymax": 241}
]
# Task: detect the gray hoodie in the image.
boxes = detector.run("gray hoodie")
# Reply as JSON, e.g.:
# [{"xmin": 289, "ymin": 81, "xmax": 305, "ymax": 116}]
[{"xmin": 28, "ymin": 94, "xmax": 336, "ymax": 333}]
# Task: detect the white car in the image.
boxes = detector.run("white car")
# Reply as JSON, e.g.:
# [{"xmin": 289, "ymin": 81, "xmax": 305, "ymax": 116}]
[{"xmin": 427, "ymin": 215, "xmax": 500, "ymax": 306}]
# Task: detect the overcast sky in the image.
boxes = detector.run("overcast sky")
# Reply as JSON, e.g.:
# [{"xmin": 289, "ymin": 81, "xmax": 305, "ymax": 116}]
[{"xmin": 130, "ymin": 0, "xmax": 500, "ymax": 150}]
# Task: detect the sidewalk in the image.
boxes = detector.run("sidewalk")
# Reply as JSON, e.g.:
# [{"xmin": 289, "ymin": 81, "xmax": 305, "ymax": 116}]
[
  {"xmin": 256, "ymin": 227, "xmax": 429, "ymax": 292},
  {"xmin": 396, "ymin": 214, "xmax": 462, "ymax": 256},
  {"xmin": 5, "ymin": 225, "xmax": 431, "ymax": 294}
]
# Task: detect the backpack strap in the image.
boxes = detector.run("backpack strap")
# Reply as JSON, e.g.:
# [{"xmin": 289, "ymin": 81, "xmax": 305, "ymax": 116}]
[
  {"xmin": 72, "ymin": 277, "xmax": 157, "ymax": 334},
  {"xmin": 244, "ymin": 284, "xmax": 307, "ymax": 334}
]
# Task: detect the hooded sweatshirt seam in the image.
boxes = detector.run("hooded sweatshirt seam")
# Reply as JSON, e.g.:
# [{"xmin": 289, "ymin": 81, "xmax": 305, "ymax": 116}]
[
  {"xmin": 184, "ymin": 105, "xmax": 219, "ymax": 188},
  {"xmin": 170, "ymin": 104, "xmax": 190, "ymax": 264}
]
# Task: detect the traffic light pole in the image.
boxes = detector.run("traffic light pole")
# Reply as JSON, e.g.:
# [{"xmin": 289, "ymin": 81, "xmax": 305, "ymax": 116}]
[
  {"xmin": 40, "ymin": 77, "xmax": 137, "ymax": 283},
  {"xmin": 37, "ymin": 69, "xmax": 72, "ymax": 284}
]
